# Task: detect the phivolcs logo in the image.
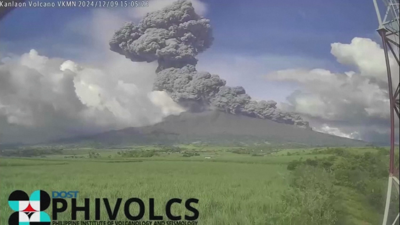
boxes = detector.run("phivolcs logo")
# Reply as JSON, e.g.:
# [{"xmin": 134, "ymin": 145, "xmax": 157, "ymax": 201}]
[
  {"xmin": 8, "ymin": 190, "xmax": 51, "ymax": 225},
  {"xmin": 8, "ymin": 190, "xmax": 200, "ymax": 224}
]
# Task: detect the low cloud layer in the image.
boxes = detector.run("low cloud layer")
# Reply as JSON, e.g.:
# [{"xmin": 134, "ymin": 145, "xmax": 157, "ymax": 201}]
[{"xmin": 266, "ymin": 37, "xmax": 399, "ymax": 144}]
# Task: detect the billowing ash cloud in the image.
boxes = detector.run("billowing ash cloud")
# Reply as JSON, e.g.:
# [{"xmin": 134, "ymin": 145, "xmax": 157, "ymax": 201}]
[
  {"xmin": 109, "ymin": 0, "xmax": 212, "ymax": 72},
  {"xmin": 109, "ymin": 0, "xmax": 310, "ymax": 128}
]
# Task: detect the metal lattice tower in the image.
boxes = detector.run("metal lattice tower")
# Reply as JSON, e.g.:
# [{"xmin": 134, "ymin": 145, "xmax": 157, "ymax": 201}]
[{"xmin": 373, "ymin": 0, "xmax": 400, "ymax": 225}]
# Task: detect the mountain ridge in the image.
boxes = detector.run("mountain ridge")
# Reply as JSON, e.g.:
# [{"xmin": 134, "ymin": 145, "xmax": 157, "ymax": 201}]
[{"xmin": 47, "ymin": 111, "xmax": 367, "ymax": 147}]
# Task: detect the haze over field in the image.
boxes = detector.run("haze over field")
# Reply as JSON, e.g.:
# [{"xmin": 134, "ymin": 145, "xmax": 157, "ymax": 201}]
[{"xmin": 0, "ymin": 0, "xmax": 398, "ymax": 145}]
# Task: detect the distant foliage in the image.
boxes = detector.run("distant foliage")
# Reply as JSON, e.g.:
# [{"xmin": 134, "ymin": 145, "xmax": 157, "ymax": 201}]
[
  {"xmin": 88, "ymin": 151, "xmax": 101, "ymax": 158},
  {"xmin": 230, "ymin": 147, "xmax": 279, "ymax": 155},
  {"xmin": 119, "ymin": 150, "xmax": 158, "ymax": 158},
  {"xmin": 0, "ymin": 148, "xmax": 63, "ymax": 157},
  {"xmin": 182, "ymin": 152, "xmax": 200, "ymax": 157},
  {"xmin": 158, "ymin": 146, "xmax": 183, "ymax": 153},
  {"xmin": 231, "ymin": 149, "xmax": 252, "ymax": 154},
  {"xmin": 286, "ymin": 152, "xmax": 300, "ymax": 156},
  {"xmin": 287, "ymin": 156, "xmax": 336, "ymax": 171},
  {"xmin": 64, "ymin": 155, "xmax": 84, "ymax": 159},
  {"xmin": 309, "ymin": 147, "xmax": 351, "ymax": 156}
]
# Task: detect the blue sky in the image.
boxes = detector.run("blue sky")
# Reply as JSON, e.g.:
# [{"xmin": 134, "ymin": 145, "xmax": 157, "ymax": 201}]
[
  {"xmin": 204, "ymin": 0, "xmax": 379, "ymax": 57},
  {"xmin": 0, "ymin": 0, "xmax": 383, "ymax": 102},
  {"xmin": 1, "ymin": 0, "xmax": 380, "ymax": 55}
]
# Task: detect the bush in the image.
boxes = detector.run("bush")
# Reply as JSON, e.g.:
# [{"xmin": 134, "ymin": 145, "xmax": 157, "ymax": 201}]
[
  {"xmin": 304, "ymin": 158, "xmax": 318, "ymax": 167},
  {"xmin": 118, "ymin": 150, "xmax": 158, "ymax": 158},
  {"xmin": 287, "ymin": 160, "xmax": 301, "ymax": 170},
  {"xmin": 0, "ymin": 148, "xmax": 64, "ymax": 157},
  {"xmin": 88, "ymin": 151, "xmax": 101, "ymax": 158},
  {"xmin": 281, "ymin": 165, "xmax": 341, "ymax": 225},
  {"xmin": 364, "ymin": 178, "xmax": 387, "ymax": 210},
  {"xmin": 287, "ymin": 156, "xmax": 336, "ymax": 171},
  {"xmin": 183, "ymin": 152, "xmax": 200, "ymax": 157},
  {"xmin": 287, "ymin": 150, "xmax": 398, "ymax": 222}
]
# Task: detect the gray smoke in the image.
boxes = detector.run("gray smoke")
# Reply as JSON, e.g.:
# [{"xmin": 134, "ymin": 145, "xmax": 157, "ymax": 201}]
[{"xmin": 109, "ymin": 0, "xmax": 309, "ymax": 128}]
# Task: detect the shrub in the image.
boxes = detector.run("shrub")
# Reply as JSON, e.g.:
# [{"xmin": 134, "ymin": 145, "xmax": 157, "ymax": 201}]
[
  {"xmin": 287, "ymin": 150, "xmax": 398, "ymax": 222},
  {"xmin": 304, "ymin": 158, "xmax": 318, "ymax": 167},
  {"xmin": 282, "ymin": 165, "xmax": 341, "ymax": 225},
  {"xmin": 287, "ymin": 160, "xmax": 301, "ymax": 170},
  {"xmin": 183, "ymin": 152, "xmax": 201, "ymax": 157}
]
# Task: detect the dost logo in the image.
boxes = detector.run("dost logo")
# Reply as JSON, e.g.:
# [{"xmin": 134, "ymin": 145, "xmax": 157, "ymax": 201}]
[{"xmin": 8, "ymin": 190, "xmax": 51, "ymax": 225}]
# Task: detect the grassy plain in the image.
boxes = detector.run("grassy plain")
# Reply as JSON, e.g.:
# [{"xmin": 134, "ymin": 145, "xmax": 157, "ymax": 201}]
[{"xmin": 0, "ymin": 146, "xmax": 398, "ymax": 225}]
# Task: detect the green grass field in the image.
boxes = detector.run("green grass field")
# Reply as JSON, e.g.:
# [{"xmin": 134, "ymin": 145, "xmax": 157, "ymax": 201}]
[{"xmin": 0, "ymin": 147, "xmax": 398, "ymax": 225}]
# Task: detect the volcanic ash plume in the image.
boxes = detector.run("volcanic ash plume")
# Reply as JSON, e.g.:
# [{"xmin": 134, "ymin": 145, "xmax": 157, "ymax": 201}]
[{"xmin": 109, "ymin": 0, "xmax": 309, "ymax": 128}]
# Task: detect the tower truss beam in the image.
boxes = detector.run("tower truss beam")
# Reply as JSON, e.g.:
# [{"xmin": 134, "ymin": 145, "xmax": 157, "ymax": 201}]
[{"xmin": 373, "ymin": 1, "xmax": 400, "ymax": 225}]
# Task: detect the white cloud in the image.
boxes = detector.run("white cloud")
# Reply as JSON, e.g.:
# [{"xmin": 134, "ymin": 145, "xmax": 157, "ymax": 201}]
[
  {"xmin": 0, "ymin": 49, "xmax": 184, "ymax": 144},
  {"xmin": 331, "ymin": 37, "xmax": 399, "ymax": 87},
  {"xmin": 314, "ymin": 124, "xmax": 361, "ymax": 140},
  {"xmin": 266, "ymin": 37, "xmax": 399, "ymax": 144},
  {"xmin": 268, "ymin": 68, "xmax": 390, "ymax": 120}
]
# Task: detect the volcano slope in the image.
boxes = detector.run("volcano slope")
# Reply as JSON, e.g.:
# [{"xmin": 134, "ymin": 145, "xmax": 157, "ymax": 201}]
[{"xmin": 55, "ymin": 111, "xmax": 367, "ymax": 147}]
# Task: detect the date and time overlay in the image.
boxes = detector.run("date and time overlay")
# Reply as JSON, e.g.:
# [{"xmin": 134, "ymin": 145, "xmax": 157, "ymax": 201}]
[{"xmin": 0, "ymin": 0, "xmax": 149, "ymax": 8}]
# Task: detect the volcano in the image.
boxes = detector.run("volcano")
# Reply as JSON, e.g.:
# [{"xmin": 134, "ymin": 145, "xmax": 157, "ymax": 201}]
[{"xmin": 53, "ymin": 111, "xmax": 367, "ymax": 147}]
